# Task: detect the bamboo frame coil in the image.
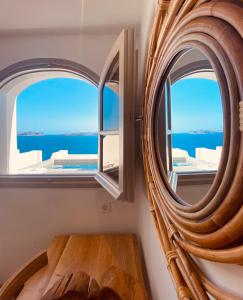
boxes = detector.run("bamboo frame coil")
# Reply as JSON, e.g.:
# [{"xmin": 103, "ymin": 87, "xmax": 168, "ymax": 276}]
[{"xmin": 142, "ymin": 0, "xmax": 243, "ymax": 298}]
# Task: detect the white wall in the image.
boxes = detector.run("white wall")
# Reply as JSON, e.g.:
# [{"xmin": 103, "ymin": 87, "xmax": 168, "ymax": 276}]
[
  {"xmin": 193, "ymin": 256, "xmax": 243, "ymax": 298},
  {"xmin": 136, "ymin": 167, "xmax": 177, "ymax": 299},
  {"xmin": 135, "ymin": 0, "xmax": 178, "ymax": 299},
  {"xmin": 0, "ymin": 33, "xmax": 117, "ymax": 75},
  {"xmin": 0, "ymin": 187, "xmax": 137, "ymax": 282}
]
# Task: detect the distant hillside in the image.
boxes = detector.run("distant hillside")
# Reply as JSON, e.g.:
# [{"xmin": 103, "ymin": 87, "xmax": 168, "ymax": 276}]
[
  {"xmin": 172, "ymin": 130, "xmax": 223, "ymax": 134},
  {"xmin": 17, "ymin": 132, "xmax": 98, "ymax": 136},
  {"xmin": 63, "ymin": 132, "xmax": 98, "ymax": 136},
  {"xmin": 18, "ymin": 132, "xmax": 45, "ymax": 136},
  {"xmin": 187, "ymin": 130, "xmax": 223, "ymax": 134}
]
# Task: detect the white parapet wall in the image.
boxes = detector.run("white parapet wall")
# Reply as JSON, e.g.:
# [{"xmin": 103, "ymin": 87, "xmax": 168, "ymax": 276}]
[
  {"xmin": 12, "ymin": 145, "xmax": 222, "ymax": 175},
  {"xmin": 172, "ymin": 146, "xmax": 222, "ymax": 172},
  {"xmin": 51, "ymin": 150, "xmax": 69, "ymax": 159},
  {"xmin": 196, "ymin": 147, "xmax": 222, "ymax": 165},
  {"xmin": 13, "ymin": 150, "xmax": 99, "ymax": 174},
  {"xmin": 51, "ymin": 150, "xmax": 98, "ymax": 164},
  {"xmin": 12, "ymin": 150, "xmax": 43, "ymax": 174},
  {"xmin": 172, "ymin": 148, "xmax": 189, "ymax": 163}
]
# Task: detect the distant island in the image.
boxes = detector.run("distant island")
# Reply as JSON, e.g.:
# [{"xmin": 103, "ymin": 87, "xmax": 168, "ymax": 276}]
[
  {"xmin": 187, "ymin": 130, "xmax": 223, "ymax": 134},
  {"xmin": 173, "ymin": 130, "xmax": 223, "ymax": 134},
  {"xmin": 17, "ymin": 132, "xmax": 98, "ymax": 136},
  {"xmin": 18, "ymin": 131, "xmax": 45, "ymax": 136},
  {"xmin": 63, "ymin": 132, "xmax": 98, "ymax": 136}
]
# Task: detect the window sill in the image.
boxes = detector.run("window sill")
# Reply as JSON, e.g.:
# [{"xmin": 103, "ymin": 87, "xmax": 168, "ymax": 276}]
[
  {"xmin": 0, "ymin": 174, "xmax": 101, "ymax": 188},
  {"xmin": 176, "ymin": 171, "xmax": 216, "ymax": 186}
]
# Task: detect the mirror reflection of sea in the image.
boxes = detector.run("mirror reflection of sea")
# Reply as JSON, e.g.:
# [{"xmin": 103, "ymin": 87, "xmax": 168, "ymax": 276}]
[{"xmin": 172, "ymin": 132, "xmax": 223, "ymax": 157}]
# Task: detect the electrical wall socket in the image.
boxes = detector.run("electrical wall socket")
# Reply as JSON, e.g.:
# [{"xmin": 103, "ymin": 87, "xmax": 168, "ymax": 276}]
[{"xmin": 97, "ymin": 199, "xmax": 112, "ymax": 214}]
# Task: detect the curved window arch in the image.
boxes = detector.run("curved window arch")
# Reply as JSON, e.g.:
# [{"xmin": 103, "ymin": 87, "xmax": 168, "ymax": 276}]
[{"xmin": 0, "ymin": 58, "xmax": 100, "ymax": 187}]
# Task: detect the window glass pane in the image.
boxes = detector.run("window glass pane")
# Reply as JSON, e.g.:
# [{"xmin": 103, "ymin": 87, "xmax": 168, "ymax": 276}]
[
  {"xmin": 102, "ymin": 56, "xmax": 119, "ymax": 131},
  {"xmin": 102, "ymin": 134, "xmax": 119, "ymax": 183}
]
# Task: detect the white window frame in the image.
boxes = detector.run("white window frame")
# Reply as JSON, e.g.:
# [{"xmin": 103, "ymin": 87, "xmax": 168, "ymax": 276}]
[
  {"xmin": 95, "ymin": 29, "xmax": 135, "ymax": 201},
  {"xmin": 0, "ymin": 29, "xmax": 136, "ymax": 198},
  {"xmin": 0, "ymin": 59, "xmax": 100, "ymax": 188}
]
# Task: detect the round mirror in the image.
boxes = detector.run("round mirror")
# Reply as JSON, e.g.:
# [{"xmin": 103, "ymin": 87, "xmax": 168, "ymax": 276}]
[{"xmin": 155, "ymin": 48, "xmax": 224, "ymax": 204}]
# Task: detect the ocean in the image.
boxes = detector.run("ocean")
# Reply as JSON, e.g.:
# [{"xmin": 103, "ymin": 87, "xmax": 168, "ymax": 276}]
[
  {"xmin": 17, "ymin": 135, "xmax": 98, "ymax": 161},
  {"xmin": 172, "ymin": 132, "xmax": 223, "ymax": 157},
  {"xmin": 17, "ymin": 133, "xmax": 223, "ymax": 161}
]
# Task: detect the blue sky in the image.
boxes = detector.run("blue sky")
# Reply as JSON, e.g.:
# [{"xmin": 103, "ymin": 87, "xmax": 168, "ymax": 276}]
[
  {"xmin": 17, "ymin": 78, "xmax": 98, "ymax": 134},
  {"xmin": 17, "ymin": 77, "xmax": 222, "ymax": 135},
  {"xmin": 171, "ymin": 78, "xmax": 223, "ymax": 132},
  {"xmin": 103, "ymin": 85, "xmax": 119, "ymax": 130}
]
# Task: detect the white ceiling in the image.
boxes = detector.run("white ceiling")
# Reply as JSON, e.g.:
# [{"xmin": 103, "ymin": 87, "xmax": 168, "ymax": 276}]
[{"xmin": 0, "ymin": 0, "xmax": 145, "ymax": 35}]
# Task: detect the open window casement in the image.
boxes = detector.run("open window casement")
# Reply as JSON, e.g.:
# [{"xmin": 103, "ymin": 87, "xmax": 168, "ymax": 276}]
[{"xmin": 95, "ymin": 29, "xmax": 135, "ymax": 201}]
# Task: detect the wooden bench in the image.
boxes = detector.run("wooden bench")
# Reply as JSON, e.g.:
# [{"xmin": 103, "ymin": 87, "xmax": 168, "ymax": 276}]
[{"xmin": 0, "ymin": 234, "xmax": 148, "ymax": 300}]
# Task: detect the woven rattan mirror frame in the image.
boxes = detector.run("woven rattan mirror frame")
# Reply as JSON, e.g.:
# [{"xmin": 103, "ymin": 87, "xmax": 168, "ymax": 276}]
[{"xmin": 142, "ymin": 1, "xmax": 243, "ymax": 299}]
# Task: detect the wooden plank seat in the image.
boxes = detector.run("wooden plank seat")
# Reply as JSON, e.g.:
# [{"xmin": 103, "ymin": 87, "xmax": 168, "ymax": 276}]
[
  {"xmin": 0, "ymin": 251, "xmax": 48, "ymax": 300},
  {"xmin": 0, "ymin": 234, "xmax": 148, "ymax": 300}
]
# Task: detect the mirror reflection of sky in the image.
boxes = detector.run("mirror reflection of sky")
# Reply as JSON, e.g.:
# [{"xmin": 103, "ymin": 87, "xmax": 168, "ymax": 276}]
[
  {"xmin": 171, "ymin": 78, "xmax": 223, "ymax": 133},
  {"xmin": 103, "ymin": 85, "xmax": 119, "ymax": 131},
  {"xmin": 17, "ymin": 78, "xmax": 98, "ymax": 134}
]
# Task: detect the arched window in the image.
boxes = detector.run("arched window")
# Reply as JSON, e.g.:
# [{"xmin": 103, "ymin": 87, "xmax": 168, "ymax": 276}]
[{"xmin": 0, "ymin": 29, "xmax": 135, "ymax": 201}]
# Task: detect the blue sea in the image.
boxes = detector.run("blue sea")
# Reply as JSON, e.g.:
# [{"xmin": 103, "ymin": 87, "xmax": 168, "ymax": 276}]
[
  {"xmin": 172, "ymin": 132, "xmax": 223, "ymax": 157},
  {"xmin": 17, "ymin": 133, "xmax": 223, "ymax": 161},
  {"xmin": 17, "ymin": 135, "xmax": 98, "ymax": 161}
]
